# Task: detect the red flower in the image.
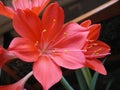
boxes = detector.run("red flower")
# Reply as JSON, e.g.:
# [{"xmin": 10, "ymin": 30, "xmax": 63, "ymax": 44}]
[
  {"xmin": 0, "ymin": 71, "xmax": 33, "ymax": 90},
  {"xmin": 0, "ymin": 46, "xmax": 16, "ymax": 67},
  {"xmin": 0, "ymin": 0, "xmax": 50, "ymax": 19},
  {"xmin": 8, "ymin": 3, "xmax": 88, "ymax": 90},
  {"xmin": 80, "ymin": 20, "xmax": 110, "ymax": 75}
]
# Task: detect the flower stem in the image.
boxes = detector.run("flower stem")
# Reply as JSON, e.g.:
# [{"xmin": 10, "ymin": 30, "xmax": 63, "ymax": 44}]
[
  {"xmin": 75, "ymin": 69, "xmax": 89, "ymax": 90},
  {"xmin": 60, "ymin": 76, "xmax": 74, "ymax": 90},
  {"xmin": 81, "ymin": 67, "xmax": 92, "ymax": 88}
]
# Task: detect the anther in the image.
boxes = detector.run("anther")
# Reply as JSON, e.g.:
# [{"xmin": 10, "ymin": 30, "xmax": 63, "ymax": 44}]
[
  {"xmin": 53, "ymin": 19, "xmax": 56, "ymax": 23},
  {"xmin": 35, "ymin": 41, "xmax": 39, "ymax": 47},
  {"xmin": 88, "ymin": 40, "xmax": 94, "ymax": 42},
  {"xmin": 64, "ymin": 50, "xmax": 68, "ymax": 52},
  {"xmin": 43, "ymin": 29, "xmax": 46, "ymax": 32},
  {"xmin": 14, "ymin": 0, "xmax": 17, "ymax": 2},
  {"xmin": 64, "ymin": 32, "xmax": 67, "ymax": 36}
]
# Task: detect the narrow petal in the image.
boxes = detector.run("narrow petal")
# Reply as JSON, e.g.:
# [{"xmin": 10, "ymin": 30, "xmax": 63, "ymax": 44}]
[
  {"xmin": 0, "ymin": 71, "xmax": 33, "ymax": 90},
  {"xmin": 0, "ymin": 1, "xmax": 14, "ymax": 19},
  {"xmin": 0, "ymin": 46, "xmax": 16, "ymax": 67},
  {"xmin": 13, "ymin": 9, "xmax": 42, "ymax": 42},
  {"xmin": 32, "ymin": 0, "xmax": 50, "ymax": 15},
  {"xmin": 53, "ymin": 22, "xmax": 88, "ymax": 49},
  {"xmin": 80, "ymin": 20, "xmax": 91, "ymax": 27},
  {"xmin": 50, "ymin": 49, "xmax": 85, "ymax": 69},
  {"xmin": 12, "ymin": 0, "xmax": 32, "ymax": 10},
  {"xmin": 86, "ymin": 58, "xmax": 107, "ymax": 75},
  {"xmin": 41, "ymin": 2, "xmax": 64, "ymax": 41},
  {"xmin": 8, "ymin": 37, "xmax": 39, "ymax": 62},
  {"xmin": 87, "ymin": 24, "xmax": 101, "ymax": 41},
  {"xmin": 85, "ymin": 41, "xmax": 110, "ymax": 58},
  {"xmin": 33, "ymin": 56, "xmax": 62, "ymax": 90}
]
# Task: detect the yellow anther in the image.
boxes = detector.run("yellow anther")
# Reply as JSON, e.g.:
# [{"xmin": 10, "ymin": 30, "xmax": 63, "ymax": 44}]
[
  {"xmin": 87, "ymin": 45, "xmax": 93, "ymax": 49},
  {"xmin": 93, "ymin": 43, "xmax": 98, "ymax": 46},
  {"xmin": 64, "ymin": 50, "xmax": 68, "ymax": 52},
  {"xmin": 53, "ymin": 19, "xmax": 56, "ymax": 23},
  {"xmin": 43, "ymin": 29, "xmax": 46, "ymax": 32},
  {"xmin": 94, "ymin": 48, "xmax": 102, "ymax": 54},
  {"xmin": 35, "ymin": 41, "xmax": 39, "ymax": 47},
  {"xmin": 64, "ymin": 32, "xmax": 67, "ymax": 36},
  {"xmin": 89, "ymin": 40, "xmax": 94, "ymax": 42},
  {"xmin": 14, "ymin": 0, "xmax": 17, "ymax": 1}
]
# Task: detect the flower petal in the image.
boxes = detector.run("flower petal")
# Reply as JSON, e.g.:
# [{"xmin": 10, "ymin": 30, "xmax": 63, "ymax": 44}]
[
  {"xmin": 0, "ymin": 1, "xmax": 14, "ymax": 19},
  {"xmin": 41, "ymin": 2, "xmax": 64, "ymax": 41},
  {"xmin": 8, "ymin": 37, "xmax": 39, "ymax": 62},
  {"xmin": 86, "ymin": 58, "xmax": 107, "ymax": 75},
  {"xmin": 85, "ymin": 41, "xmax": 110, "ymax": 58},
  {"xmin": 32, "ymin": 0, "xmax": 50, "ymax": 15},
  {"xmin": 13, "ymin": 9, "xmax": 42, "ymax": 42},
  {"xmin": 50, "ymin": 49, "xmax": 85, "ymax": 69},
  {"xmin": 33, "ymin": 56, "xmax": 62, "ymax": 90},
  {"xmin": 12, "ymin": 0, "xmax": 32, "ymax": 10},
  {"xmin": 0, "ymin": 46, "xmax": 16, "ymax": 67},
  {"xmin": 80, "ymin": 20, "xmax": 91, "ymax": 27},
  {"xmin": 53, "ymin": 22, "xmax": 88, "ymax": 49},
  {"xmin": 0, "ymin": 71, "xmax": 33, "ymax": 90},
  {"xmin": 87, "ymin": 24, "xmax": 101, "ymax": 41}
]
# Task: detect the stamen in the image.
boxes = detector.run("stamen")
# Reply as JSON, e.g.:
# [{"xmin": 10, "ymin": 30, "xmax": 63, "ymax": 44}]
[
  {"xmin": 87, "ymin": 45, "xmax": 93, "ymax": 49},
  {"xmin": 93, "ymin": 43, "xmax": 98, "ymax": 46},
  {"xmin": 40, "ymin": 29, "xmax": 47, "ymax": 49},
  {"xmin": 88, "ymin": 40, "xmax": 94, "ymax": 42},
  {"xmin": 35, "ymin": 41, "xmax": 39, "ymax": 47},
  {"xmin": 43, "ymin": 29, "xmax": 47, "ymax": 32},
  {"xmin": 64, "ymin": 32, "xmax": 67, "ymax": 36},
  {"xmin": 64, "ymin": 50, "xmax": 68, "ymax": 52},
  {"xmin": 94, "ymin": 48, "xmax": 102, "ymax": 55},
  {"xmin": 14, "ymin": 0, "xmax": 17, "ymax": 2},
  {"xmin": 53, "ymin": 19, "xmax": 56, "ymax": 23}
]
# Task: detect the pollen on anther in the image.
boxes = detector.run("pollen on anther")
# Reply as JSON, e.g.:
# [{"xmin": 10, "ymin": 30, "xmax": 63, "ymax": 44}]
[
  {"xmin": 43, "ymin": 29, "xmax": 46, "ymax": 32},
  {"xmin": 93, "ymin": 43, "xmax": 98, "ymax": 46},
  {"xmin": 87, "ymin": 45, "xmax": 93, "ymax": 49},
  {"xmin": 64, "ymin": 32, "xmax": 67, "ymax": 36},
  {"xmin": 35, "ymin": 41, "xmax": 39, "ymax": 47},
  {"xmin": 14, "ymin": 0, "xmax": 17, "ymax": 2},
  {"xmin": 64, "ymin": 50, "xmax": 68, "ymax": 52},
  {"xmin": 53, "ymin": 19, "xmax": 56, "ymax": 23},
  {"xmin": 89, "ymin": 40, "xmax": 94, "ymax": 42}
]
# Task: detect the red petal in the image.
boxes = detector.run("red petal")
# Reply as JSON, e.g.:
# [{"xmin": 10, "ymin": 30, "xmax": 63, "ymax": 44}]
[
  {"xmin": 0, "ymin": 46, "xmax": 16, "ymax": 67},
  {"xmin": 86, "ymin": 58, "xmax": 107, "ymax": 75},
  {"xmin": 87, "ymin": 24, "xmax": 101, "ymax": 41},
  {"xmin": 41, "ymin": 2, "xmax": 64, "ymax": 41},
  {"xmin": 54, "ymin": 22, "xmax": 88, "ymax": 49},
  {"xmin": 8, "ymin": 37, "xmax": 39, "ymax": 62},
  {"xmin": 0, "ymin": 1, "xmax": 14, "ymax": 19},
  {"xmin": 85, "ymin": 41, "xmax": 110, "ymax": 58},
  {"xmin": 33, "ymin": 56, "xmax": 62, "ymax": 90},
  {"xmin": 12, "ymin": 0, "xmax": 31, "ymax": 10},
  {"xmin": 50, "ymin": 49, "xmax": 85, "ymax": 69},
  {"xmin": 13, "ymin": 9, "xmax": 42, "ymax": 42},
  {"xmin": 32, "ymin": 0, "xmax": 50, "ymax": 15},
  {"xmin": 0, "ymin": 71, "xmax": 33, "ymax": 90},
  {"xmin": 80, "ymin": 20, "xmax": 91, "ymax": 27}
]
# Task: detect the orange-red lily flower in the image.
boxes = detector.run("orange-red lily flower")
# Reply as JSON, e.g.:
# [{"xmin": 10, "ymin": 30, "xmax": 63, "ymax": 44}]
[
  {"xmin": 0, "ymin": 46, "xmax": 16, "ymax": 67},
  {"xmin": 8, "ymin": 3, "xmax": 89, "ymax": 90},
  {"xmin": 0, "ymin": 0, "xmax": 50, "ymax": 19},
  {"xmin": 80, "ymin": 20, "xmax": 110, "ymax": 75},
  {"xmin": 0, "ymin": 71, "xmax": 33, "ymax": 90}
]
